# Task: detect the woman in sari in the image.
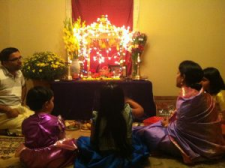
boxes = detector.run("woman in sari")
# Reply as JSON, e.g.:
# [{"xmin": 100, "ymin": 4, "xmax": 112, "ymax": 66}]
[{"xmin": 133, "ymin": 60, "xmax": 225, "ymax": 164}]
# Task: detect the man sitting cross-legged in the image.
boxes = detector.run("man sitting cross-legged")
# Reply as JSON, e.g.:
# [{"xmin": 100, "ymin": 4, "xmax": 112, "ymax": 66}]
[{"xmin": 0, "ymin": 47, "xmax": 34, "ymax": 136}]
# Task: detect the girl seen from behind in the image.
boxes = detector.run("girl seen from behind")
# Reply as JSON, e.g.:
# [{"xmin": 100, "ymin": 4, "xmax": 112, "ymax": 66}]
[
  {"xmin": 75, "ymin": 84, "xmax": 149, "ymax": 168},
  {"xmin": 16, "ymin": 86, "xmax": 77, "ymax": 168}
]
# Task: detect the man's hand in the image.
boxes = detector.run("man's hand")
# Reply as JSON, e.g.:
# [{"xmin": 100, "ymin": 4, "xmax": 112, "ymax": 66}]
[{"xmin": 6, "ymin": 108, "xmax": 20, "ymax": 118}]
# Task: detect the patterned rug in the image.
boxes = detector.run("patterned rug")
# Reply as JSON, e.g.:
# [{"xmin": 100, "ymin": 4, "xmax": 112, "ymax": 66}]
[
  {"xmin": 0, "ymin": 136, "xmax": 24, "ymax": 160},
  {"xmin": 1, "ymin": 132, "xmax": 225, "ymax": 168}
]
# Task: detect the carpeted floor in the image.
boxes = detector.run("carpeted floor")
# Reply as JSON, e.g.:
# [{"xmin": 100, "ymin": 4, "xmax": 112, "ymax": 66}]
[
  {"xmin": 0, "ymin": 136, "xmax": 24, "ymax": 168},
  {"xmin": 1, "ymin": 130, "xmax": 225, "ymax": 168},
  {"xmin": 0, "ymin": 136, "xmax": 24, "ymax": 160},
  {"xmin": 1, "ymin": 97, "xmax": 225, "ymax": 168}
]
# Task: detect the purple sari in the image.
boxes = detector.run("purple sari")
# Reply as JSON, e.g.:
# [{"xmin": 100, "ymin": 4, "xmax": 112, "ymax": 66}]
[
  {"xmin": 133, "ymin": 87, "xmax": 225, "ymax": 164},
  {"xmin": 16, "ymin": 113, "xmax": 77, "ymax": 168}
]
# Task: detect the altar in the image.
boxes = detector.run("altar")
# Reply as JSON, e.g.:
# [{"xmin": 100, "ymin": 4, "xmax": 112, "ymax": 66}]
[{"xmin": 51, "ymin": 80, "xmax": 156, "ymax": 121}]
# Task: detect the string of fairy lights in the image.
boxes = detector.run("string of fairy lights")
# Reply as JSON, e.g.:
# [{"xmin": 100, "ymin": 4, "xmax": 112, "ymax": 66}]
[{"xmin": 72, "ymin": 15, "xmax": 134, "ymax": 75}]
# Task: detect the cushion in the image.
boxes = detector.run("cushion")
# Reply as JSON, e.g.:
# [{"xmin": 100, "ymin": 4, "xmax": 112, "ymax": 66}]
[{"xmin": 143, "ymin": 116, "xmax": 163, "ymax": 126}]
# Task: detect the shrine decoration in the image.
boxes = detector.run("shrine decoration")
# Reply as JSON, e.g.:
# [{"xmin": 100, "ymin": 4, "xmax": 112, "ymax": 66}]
[{"xmin": 63, "ymin": 15, "xmax": 147, "ymax": 80}]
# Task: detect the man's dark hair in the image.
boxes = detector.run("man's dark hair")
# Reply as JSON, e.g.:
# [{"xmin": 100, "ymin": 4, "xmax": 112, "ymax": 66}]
[{"xmin": 0, "ymin": 47, "xmax": 19, "ymax": 62}]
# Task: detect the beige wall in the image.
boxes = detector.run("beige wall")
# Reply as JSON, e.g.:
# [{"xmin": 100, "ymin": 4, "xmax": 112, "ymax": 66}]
[
  {"xmin": 0, "ymin": 0, "xmax": 67, "ymax": 58},
  {"xmin": 0, "ymin": 1, "xmax": 10, "ymax": 47},
  {"xmin": 136, "ymin": 0, "xmax": 225, "ymax": 95},
  {"xmin": 1, "ymin": 0, "xmax": 225, "ymax": 96}
]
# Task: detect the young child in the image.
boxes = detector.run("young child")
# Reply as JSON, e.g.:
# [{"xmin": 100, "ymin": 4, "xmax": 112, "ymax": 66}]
[
  {"xmin": 75, "ymin": 84, "xmax": 149, "ymax": 168},
  {"xmin": 201, "ymin": 67, "xmax": 225, "ymax": 136},
  {"xmin": 16, "ymin": 86, "xmax": 77, "ymax": 168},
  {"xmin": 202, "ymin": 67, "xmax": 225, "ymax": 118}
]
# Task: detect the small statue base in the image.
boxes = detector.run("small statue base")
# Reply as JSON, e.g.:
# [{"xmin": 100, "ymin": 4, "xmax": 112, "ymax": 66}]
[
  {"xmin": 133, "ymin": 61, "xmax": 141, "ymax": 80},
  {"xmin": 67, "ymin": 75, "xmax": 73, "ymax": 80},
  {"xmin": 133, "ymin": 75, "xmax": 141, "ymax": 80}
]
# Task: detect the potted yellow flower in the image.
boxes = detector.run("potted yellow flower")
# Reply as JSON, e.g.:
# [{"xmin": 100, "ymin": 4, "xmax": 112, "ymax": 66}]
[{"xmin": 22, "ymin": 52, "xmax": 67, "ymax": 84}]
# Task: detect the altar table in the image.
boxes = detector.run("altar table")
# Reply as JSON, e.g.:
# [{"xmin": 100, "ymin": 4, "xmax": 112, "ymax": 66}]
[{"xmin": 51, "ymin": 80, "xmax": 156, "ymax": 121}]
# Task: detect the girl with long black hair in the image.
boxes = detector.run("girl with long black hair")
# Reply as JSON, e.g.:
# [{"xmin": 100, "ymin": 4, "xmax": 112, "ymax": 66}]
[{"xmin": 75, "ymin": 84, "xmax": 149, "ymax": 168}]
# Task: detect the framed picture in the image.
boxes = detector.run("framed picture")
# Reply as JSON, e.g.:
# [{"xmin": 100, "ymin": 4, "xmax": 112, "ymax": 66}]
[
  {"xmin": 108, "ymin": 65, "xmax": 121, "ymax": 77},
  {"xmin": 108, "ymin": 65, "xmax": 127, "ymax": 77}
]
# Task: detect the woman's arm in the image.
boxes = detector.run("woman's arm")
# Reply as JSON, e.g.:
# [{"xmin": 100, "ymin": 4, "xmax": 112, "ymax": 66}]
[{"xmin": 125, "ymin": 98, "xmax": 144, "ymax": 118}]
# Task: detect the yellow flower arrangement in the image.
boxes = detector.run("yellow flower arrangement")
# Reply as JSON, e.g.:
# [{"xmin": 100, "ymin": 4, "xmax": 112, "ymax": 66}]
[
  {"xmin": 63, "ymin": 17, "xmax": 85, "ymax": 60},
  {"xmin": 22, "ymin": 52, "xmax": 67, "ymax": 81}
]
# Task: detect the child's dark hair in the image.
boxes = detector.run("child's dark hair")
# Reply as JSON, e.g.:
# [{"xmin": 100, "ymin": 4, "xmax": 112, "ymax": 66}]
[
  {"xmin": 26, "ymin": 86, "xmax": 54, "ymax": 111},
  {"xmin": 93, "ymin": 84, "xmax": 132, "ymax": 158},
  {"xmin": 203, "ymin": 67, "xmax": 225, "ymax": 95},
  {"xmin": 179, "ymin": 60, "xmax": 203, "ymax": 90}
]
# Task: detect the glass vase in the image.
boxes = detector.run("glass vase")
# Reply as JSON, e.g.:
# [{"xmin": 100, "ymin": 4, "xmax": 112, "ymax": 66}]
[
  {"xmin": 132, "ymin": 53, "xmax": 141, "ymax": 79},
  {"xmin": 70, "ymin": 58, "xmax": 80, "ymax": 79}
]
